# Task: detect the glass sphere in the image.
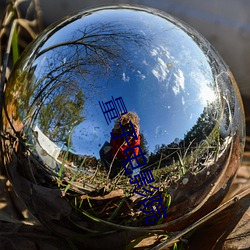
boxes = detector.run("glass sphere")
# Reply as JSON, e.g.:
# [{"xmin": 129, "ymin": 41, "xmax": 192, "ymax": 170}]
[{"xmin": 2, "ymin": 5, "xmax": 245, "ymax": 246}]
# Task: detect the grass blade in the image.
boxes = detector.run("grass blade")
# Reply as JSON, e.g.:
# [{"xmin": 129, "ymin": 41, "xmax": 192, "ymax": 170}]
[{"xmin": 11, "ymin": 25, "xmax": 19, "ymax": 64}]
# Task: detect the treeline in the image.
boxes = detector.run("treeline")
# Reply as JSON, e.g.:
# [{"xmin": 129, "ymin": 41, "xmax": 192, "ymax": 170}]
[{"xmin": 147, "ymin": 103, "xmax": 218, "ymax": 169}]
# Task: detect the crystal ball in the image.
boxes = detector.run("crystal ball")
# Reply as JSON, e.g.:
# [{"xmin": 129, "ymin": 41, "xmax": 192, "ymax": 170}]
[{"xmin": 2, "ymin": 5, "xmax": 245, "ymax": 246}]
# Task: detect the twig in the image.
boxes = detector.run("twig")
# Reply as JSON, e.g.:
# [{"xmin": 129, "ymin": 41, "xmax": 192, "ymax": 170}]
[
  {"xmin": 33, "ymin": 0, "xmax": 43, "ymax": 32},
  {"xmin": 0, "ymin": 19, "xmax": 18, "ymax": 128},
  {"xmin": 151, "ymin": 188, "xmax": 250, "ymax": 250},
  {"xmin": 107, "ymin": 141, "xmax": 126, "ymax": 180}
]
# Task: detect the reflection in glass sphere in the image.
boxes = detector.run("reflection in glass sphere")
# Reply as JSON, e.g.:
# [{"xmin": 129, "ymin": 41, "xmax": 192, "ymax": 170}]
[{"xmin": 2, "ymin": 5, "xmax": 245, "ymax": 247}]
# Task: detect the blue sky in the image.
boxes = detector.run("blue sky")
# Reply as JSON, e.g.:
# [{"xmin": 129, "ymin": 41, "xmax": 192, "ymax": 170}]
[{"xmin": 32, "ymin": 8, "xmax": 218, "ymax": 158}]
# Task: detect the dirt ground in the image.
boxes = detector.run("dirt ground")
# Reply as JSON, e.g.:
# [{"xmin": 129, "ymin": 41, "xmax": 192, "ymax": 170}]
[
  {"xmin": 0, "ymin": 154, "xmax": 250, "ymax": 250},
  {"xmin": 1, "ymin": 124, "xmax": 250, "ymax": 250}
]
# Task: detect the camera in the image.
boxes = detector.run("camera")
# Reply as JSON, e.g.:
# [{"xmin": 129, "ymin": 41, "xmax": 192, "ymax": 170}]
[{"xmin": 124, "ymin": 122, "xmax": 134, "ymax": 134}]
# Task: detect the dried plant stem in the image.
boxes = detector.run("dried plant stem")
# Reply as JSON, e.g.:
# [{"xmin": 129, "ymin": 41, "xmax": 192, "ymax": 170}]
[
  {"xmin": 152, "ymin": 188, "xmax": 250, "ymax": 250},
  {"xmin": 33, "ymin": 0, "xmax": 43, "ymax": 32},
  {"xmin": 0, "ymin": 19, "xmax": 18, "ymax": 125}
]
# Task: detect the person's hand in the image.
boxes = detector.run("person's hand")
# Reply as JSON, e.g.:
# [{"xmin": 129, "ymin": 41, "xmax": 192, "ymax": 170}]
[
  {"xmin": 127, "ymin": 124, "xmax": 140, "ymax": 143},
  {"xmin": 124, "ymin": 123, "xmax": 140, "ymax": 145}
]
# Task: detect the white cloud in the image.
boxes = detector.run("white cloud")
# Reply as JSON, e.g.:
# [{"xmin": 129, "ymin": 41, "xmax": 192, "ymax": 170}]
[
  {"xmin": 150, "ymin": 49, "xmax": 158, "ymax": 56},
  {"xmin": 182, "ymin": 96, "xmax": 185, "ymax": 105},
  {"xmin": 122, "ymin": 72, "xmax": 130, "ymax": 82},
  {"xmin": 152, "ymin": 57, "xmax": 169, "ymax": 82},
  {"xmin": 155, "ymin": 126, "xmax": 168, "ymax": 138},
  {"xmin": 190, "ymin": 71, "xmax": 216, "ymax": 104},
  {"xmin": 172, "ymin": 69, "xmax": 185, "ymax": 95},
  {"xmin": 137, "ymin": 70, "xmax": 146, "ymax": 80}
]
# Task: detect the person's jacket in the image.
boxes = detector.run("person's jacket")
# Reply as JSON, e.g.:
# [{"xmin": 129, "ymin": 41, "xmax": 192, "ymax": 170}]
[{"xmin": 110, "ymin": 129, "xmax": 141, "ymax": 159}]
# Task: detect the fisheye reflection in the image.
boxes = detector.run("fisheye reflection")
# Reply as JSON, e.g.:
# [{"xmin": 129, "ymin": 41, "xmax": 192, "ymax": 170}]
[
  {"xmin": 100, "ymin": 111, "xmax": 148, "ymax": 179},
  {"xmin": 2, "ymin": 6, "xmax": 245, "ymax": 230},
  {"xmin": 24, "ymin": 8, "xmax": 222, "ymax": 161}
]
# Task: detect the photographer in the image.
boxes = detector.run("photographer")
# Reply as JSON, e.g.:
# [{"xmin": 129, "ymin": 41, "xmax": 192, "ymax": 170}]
[
  {"xmin": 111, "ymin": 112, "xmax": 140, "ymax": 159},
  {"xmin": 100, "ymin": 112, "xmax": 141, "ymax": 179}
]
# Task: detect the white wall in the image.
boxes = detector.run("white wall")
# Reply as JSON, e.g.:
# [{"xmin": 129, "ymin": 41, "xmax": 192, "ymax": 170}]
[{"xmin": 34, "ymin": 125, "xmax": 61, "ymax": 169}]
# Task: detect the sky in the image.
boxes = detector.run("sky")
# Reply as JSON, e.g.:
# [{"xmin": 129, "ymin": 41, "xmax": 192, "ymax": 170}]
[{"xmin": 31, "ymin": 8, "xmax": 218, "ymax": 158}]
